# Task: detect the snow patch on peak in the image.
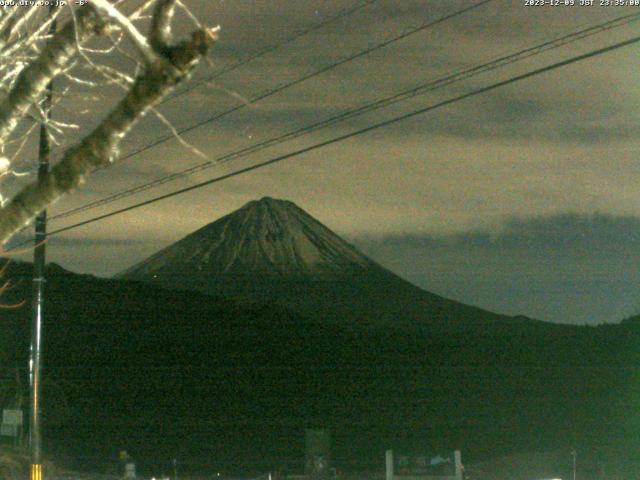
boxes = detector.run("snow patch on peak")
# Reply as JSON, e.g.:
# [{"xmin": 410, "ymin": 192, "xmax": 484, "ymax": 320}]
[{"xmin": 118, "ymin": 198, "xmax": 379, "ymax": 279}]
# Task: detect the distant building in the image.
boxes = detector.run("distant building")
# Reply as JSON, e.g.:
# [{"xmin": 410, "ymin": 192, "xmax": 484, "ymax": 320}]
[
  {"xmin": 385, "ymin": 450, "xmax": 463, "ymax": 480},
  {"xmin": 305, "ymin": 429, "xmax": 333, "ymax": 480}
]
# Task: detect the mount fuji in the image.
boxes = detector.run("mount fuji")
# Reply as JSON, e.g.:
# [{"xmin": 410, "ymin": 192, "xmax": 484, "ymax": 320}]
[
  {"xmin": 118, "ymin": 197, "xmax": 545, "ymax": 333},
  {"xmin": 2, "ymin": 199, "xmax": 631, "ymax": 471}
]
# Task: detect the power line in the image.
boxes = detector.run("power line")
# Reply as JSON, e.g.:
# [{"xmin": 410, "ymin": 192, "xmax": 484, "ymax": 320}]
[
  {"xmin": 51, "ymin": 11, "xmax": 640, "ymax": 221},
  {"xmin": 89, "ymin": 0, "xmax": 494, "ymax": 172},
  {"xmin": 0, "ymin": 0, "xmax": 379, "ymax": 243},
  {"xmin": 40, "ymin": 33, "xmax": 640, "ymax": 241},
  {"xmin": 161, "ymin": 0, "xmax": 381, "ymax": 106}
]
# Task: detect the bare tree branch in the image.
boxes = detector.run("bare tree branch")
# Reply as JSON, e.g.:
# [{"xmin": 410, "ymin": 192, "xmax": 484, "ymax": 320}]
[
  {"xmin": 150, "ymin": 0, "xmax": 177, "ymax": 51},
  {"xmin": 0, "ymin": 3, "xmax": 219, "ymax": 244},
  {"xmin": 90, "ymin": 0, "xmax": 160, "ymax": 65},
  {"xmin": 0, "ymin": 6, "xmax": 105, "ymax": 146}
]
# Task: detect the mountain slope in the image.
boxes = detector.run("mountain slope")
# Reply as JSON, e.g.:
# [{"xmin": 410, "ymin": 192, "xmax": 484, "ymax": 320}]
[
  {"xmin": 118, "ymin": 197, "xmax": 550, "ymax": 333},
  {"xmin": 119, "ymin": 197, "xmax": 375, "ymax": 277},
  {"xmin": 2, "ymin": 261, "xmax": 639, "ymax": 477}
]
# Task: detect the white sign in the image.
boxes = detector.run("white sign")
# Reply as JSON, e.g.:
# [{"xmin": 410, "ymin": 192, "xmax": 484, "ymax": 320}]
[
  {"xmin": 2, "ymin": 409, "xmax": 23, "ymax": 426},
  {"xmin": 125, "ymin": 462, "xmax": 136, "ymax": 480},
  {"xmin": 0, "ymin": 423, "xmax": 18, "ymax": 437}
]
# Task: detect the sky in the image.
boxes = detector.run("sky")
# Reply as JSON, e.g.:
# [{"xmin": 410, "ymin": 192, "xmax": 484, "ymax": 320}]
[{"xmin": 6, "ymin": 0, "xmax": 640, "ymax": 325}]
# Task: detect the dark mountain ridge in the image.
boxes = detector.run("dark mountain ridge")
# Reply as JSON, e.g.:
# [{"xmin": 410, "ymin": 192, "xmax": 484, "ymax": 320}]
[
  {"xmin": 118, "ymin": 197, "xmax": 553, "ymax": 334},
  {"xmin": 0, "ymin": 260, "xmax": 639, "ymax": 477},
  {"xmin": 2, "ymin": 197, "xmax": 639, "ymax": 477}
]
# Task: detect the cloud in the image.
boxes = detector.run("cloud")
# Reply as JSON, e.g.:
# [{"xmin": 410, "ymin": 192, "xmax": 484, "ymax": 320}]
[
  {"xmin": 352, "ymin": 213, "xmax": 640, "ymax": 325},
  {"xmin": 364, "ymin": 213, "xmax": 640, "ymax": 249},
  {"xmin": 6, "ymin": 0, "xmax": 639, "ymax": 327}
]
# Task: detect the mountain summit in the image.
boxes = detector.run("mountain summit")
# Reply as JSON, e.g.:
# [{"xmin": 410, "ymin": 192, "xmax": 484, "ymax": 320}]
[
  {"xmin": 119, "ymin": 197, "xmax": 545, "ymax": 332},
  {"xmin": 120, "ymin": 197, "xmax": 376, "ymax": 278}
]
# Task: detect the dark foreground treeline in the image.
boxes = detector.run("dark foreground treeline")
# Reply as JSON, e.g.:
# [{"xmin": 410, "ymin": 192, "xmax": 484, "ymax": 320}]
[{"xmin": 1, "ymin": 261, "xmax": 640, "ymax": 478}]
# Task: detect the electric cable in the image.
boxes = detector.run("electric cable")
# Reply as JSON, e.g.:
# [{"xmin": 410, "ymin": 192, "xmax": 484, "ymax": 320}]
[
  {"xmin": 91, "ymin": 0, "xmax": 495, "ymax": 172},
  {"xmin": 161, "ymin": 0, "xmax": 381, "ymax": 106},
  {"xmin": 50, "ymin": 11, "xmax": 640, "ymax": 221},
  {"xmin": 37, "ymin": 33, "xmax": 640, "ymax": 242}
]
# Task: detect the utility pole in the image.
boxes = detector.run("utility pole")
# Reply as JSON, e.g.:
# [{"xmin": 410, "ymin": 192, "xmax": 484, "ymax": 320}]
[
  {"xmin": 29, "ymin": 6, "xmax": 56, "ymax": 480},
  {"xmin": 571, "ymin": 449, "xmax": 577, "ymax": 480}
]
